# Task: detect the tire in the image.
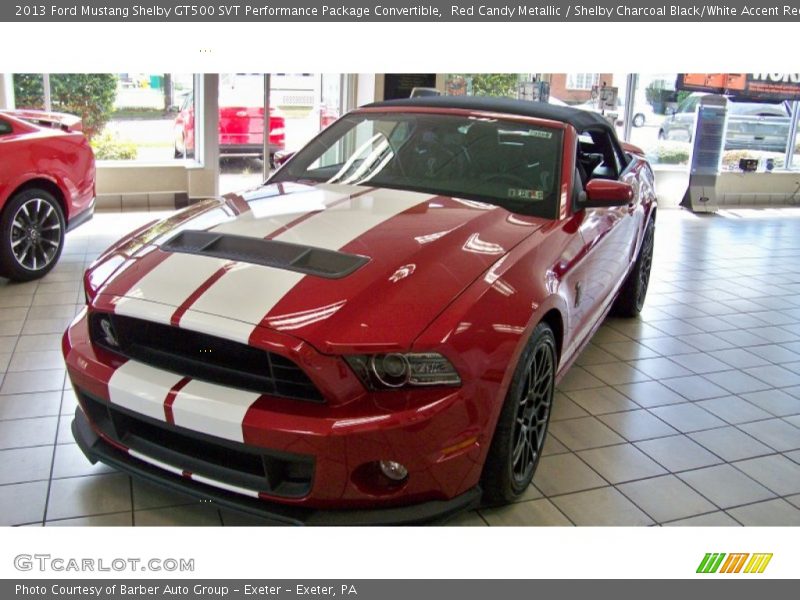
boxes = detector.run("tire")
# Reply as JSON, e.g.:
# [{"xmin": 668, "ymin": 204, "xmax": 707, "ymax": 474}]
[
  {"xmin": 481, "ymin": 322, "xmax": 557, "ymax": 505},
  {"xmin": 0, "ymin": 188, "xmax": 65, "ymax": 282},
  {"xmin": 633, "ymin": 113, "xmax": 645, "ymax": 128},
  {"xmin": 613, "ymin": 217, "xmax": 655, "ymax": 317}
]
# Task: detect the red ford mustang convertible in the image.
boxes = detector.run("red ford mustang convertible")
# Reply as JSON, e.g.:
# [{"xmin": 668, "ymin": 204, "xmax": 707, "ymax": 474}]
[{"xmin": 65, "ymin": 97, "xmax": 656, "ymax": 524}]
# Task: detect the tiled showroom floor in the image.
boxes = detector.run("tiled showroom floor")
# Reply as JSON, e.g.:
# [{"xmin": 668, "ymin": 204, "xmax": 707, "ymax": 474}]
[{"xmin": 2, "ymin": 207, "xmax": 800, "ymax": 526}]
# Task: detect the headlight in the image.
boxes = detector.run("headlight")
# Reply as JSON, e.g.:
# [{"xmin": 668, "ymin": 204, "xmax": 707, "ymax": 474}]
[{"xmin": 345, "ymin": 353, "xmax": 461, "ymax": 390}]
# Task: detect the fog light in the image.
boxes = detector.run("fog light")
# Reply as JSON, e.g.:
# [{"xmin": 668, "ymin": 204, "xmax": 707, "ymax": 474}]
[{"xmin": 379, "ymin": 460, "xmax": 408, "ymax": 482}]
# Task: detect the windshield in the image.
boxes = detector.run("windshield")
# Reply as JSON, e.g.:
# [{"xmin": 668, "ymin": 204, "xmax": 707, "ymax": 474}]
[{"xmin": 272, "ymin": 111, "xmax": 563, "ymax": 219}]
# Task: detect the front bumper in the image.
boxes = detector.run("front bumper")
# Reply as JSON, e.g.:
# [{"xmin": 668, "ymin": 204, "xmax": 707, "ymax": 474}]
[
  {"xmin": 64, "ymin": 309, "xmax": 489, "ymax": 522},
  {"xmin": 73, "ymin": 406, "xmax": 480, "ymax": 525}
]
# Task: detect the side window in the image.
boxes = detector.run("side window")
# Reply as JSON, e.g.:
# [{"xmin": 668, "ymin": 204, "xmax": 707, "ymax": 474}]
[
  {"xmin": 0, "ymin": 118, "xmax": 12, "ymax": 135},
  {"xmin": 577, "ymin": 129, "xmax": 622, "ymax": 184},
  {"xmin": 679, "ymin": 96, "xmax": 698, "ymax": 114}
]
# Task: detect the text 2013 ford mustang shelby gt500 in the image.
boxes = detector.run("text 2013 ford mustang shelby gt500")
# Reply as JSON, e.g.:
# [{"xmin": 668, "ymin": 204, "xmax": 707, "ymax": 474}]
[{"xmin": 64, "ymin": 96, "xmax": 656, "ymax": 524}]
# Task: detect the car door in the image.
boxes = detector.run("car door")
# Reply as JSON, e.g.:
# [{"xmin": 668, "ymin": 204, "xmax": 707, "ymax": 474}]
[{"xmin": 570, "ymin": 130, "xmax": 639, "ymax": 342}]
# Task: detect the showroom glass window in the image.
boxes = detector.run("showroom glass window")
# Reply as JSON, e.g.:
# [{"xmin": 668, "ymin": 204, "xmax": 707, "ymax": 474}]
[
  {"xmin": 629, "ymin": 74, "xmax": 800, "ymax": 171},
  {"xmin": 10, "ymin": 73, "xmax": 196, "ymax": 163}
]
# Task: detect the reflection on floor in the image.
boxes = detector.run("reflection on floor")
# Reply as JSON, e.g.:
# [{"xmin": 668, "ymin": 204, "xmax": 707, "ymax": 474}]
[{"xmin": 1, "ymin": 208, "xmax": 800, "ymax": 526}]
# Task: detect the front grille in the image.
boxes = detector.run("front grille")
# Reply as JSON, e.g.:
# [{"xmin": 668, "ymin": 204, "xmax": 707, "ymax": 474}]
[
  {"xmin": 80, "ymin": 391, "xmax": 314, "ymax": 498},
  {"xmin": 89, "ymin": 312, "xmax": 323, "ymax": 402}
]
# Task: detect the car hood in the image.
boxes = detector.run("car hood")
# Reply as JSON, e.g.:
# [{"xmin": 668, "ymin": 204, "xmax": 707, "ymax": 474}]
[{"xmin": 94, "ymin": 183, "xmax": 546, "ymax": 352}]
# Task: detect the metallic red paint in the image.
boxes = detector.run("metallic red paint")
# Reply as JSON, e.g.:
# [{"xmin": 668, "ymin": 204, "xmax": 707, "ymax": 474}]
[{"xmin": 64, "ymin": 104, "xmax": 656, "ymax": 519}]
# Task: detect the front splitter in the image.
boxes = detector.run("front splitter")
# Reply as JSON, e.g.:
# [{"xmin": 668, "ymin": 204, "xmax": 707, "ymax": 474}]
[{"xmin": 72, "ymin": 407, "xmax": 481, "ymax": 526}]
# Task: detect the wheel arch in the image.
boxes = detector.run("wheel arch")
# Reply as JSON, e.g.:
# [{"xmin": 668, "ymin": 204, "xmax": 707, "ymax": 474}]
[
  {"xmin": 3, "ymin": 177, "xmax": 68, "ymax": 220},
  {"xmin": 539, "ymin": 307, "xmax": 564, "ymax": 364}
]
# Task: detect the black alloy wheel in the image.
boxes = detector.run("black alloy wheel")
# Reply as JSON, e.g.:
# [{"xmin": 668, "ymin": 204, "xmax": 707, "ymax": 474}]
[
  {"xmin": 635, "ymin": 220, "xmax": 655, "ymax": 311},
  {"xmin": 612, "ymin": 217, "xmax": 656, "ymax": 317},
  {"xmin": 481, "ymin": 322, "xmax": 557, "ymax": 505},
  {"xmin": 510, "ymin": 336, "xmax": 555, "ymax": 486}
]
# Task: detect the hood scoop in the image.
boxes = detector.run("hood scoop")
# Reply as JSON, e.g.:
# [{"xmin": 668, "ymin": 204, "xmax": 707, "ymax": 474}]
[{"xmin": 161, "ymin": 230, "xmax": 369, "ymax": 279}]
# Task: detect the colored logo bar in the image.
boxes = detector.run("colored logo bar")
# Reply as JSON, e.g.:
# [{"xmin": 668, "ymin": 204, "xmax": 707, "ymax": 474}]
[{"xmin": 697, "ymin": 553, "xmax": 772, "ymax": 574}]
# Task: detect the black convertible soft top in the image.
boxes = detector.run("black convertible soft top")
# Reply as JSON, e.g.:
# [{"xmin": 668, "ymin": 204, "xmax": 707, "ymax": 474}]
[{"xmin": 363, "ymin": 95, "xmax": 616, "ymax": 135}]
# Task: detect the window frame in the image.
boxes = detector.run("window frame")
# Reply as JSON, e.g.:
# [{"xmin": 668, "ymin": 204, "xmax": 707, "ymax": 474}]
[{"xmin": 566, "ymin": 73, "xmax": 600, "ymax": 91}]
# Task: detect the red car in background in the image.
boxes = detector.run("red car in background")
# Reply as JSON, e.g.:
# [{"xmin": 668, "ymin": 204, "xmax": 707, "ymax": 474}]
[
  {"xmin": 0, "ymin": 110, "xmax": 95, "ymax": 281},
  {"xmin": 173, "ymin": 89, "xmax": 286, "ymax": 163},
  {"xmin": 66, "ymin": 97, "xmax": 655, "ymax": 524}
]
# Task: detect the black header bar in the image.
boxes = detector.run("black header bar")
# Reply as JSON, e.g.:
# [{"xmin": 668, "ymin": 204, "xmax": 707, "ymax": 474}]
[{"xmin": 4, "ymin": 0, "xmax": 800, "ymax": 22}]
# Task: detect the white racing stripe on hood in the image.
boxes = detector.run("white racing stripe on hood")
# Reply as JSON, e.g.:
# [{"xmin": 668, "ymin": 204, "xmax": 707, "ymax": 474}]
[
  {"xmin": 209, "ymin": 184, "xmax": 364, "ymax": 239},
  {"xmin": 272, "ymin": 187, "xmax": 433, "ymax": 250},
  {"xmin": 113, "ymin": 253, "xmax": 229, "ymax": 324},
  {"xmin": 169, "ymin": 380, "xmax": 261, "ymax": 443},
  {"xmin": 108, "ymin": 360, "xmax": 185, "ymax": 421},
  {"xmin": 178, "ymin": 188, "xmax": 433, "ymax": 334},
  {"xmin": 181, "ymin": 265, "xmax": 306, "ymax": 343}
]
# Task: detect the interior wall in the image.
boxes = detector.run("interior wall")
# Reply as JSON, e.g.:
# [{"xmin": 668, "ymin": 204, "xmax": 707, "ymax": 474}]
[
  {"xmin": 188, "ymin": 73, "xmax": 219, "ymax": 200},
  {"xmin": 0, "ymin": 73, "xmax": 14, "ymax": 109},
  {"xmin": 717, "ymin": 170, "xmax": 800, "ymax": 207},
  {"xmin": 356, "ymin": 73, "xmax": 378, "ymax": 107},
  {"xmin": 653, "ymin": 169, "xmax": 689, "ymax": 208},
  {"xmin": 652, "ymin": 168, "xmax": 800, "ymax": 209}
]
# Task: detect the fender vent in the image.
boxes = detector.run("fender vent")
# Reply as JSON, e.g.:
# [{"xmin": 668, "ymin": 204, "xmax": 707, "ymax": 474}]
[{"xmin": 162, "ymin": 230, "xmax": 368, "ymax": 279}]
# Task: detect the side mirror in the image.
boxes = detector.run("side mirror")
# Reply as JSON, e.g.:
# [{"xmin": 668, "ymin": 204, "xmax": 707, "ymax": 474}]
[
  {"xmin": 665, "ymin": 107, "xmax": 676, "ymax": 116},
  {"xmin": 581, "ymin": 179, "xmax": 634, "ymax": 208},
  {"xmin": 273, "ymin": 150, "xmax": 295, "ymax": 168}
]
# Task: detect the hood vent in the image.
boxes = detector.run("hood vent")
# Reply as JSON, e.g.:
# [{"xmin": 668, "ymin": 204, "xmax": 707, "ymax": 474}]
[{"xmin": 161, "ymin": 230, "xmax": 369, "ymax": 279}]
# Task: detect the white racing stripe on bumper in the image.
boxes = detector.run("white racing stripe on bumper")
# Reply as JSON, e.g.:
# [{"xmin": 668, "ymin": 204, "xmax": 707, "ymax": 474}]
[
  {"xmin": 128, "ymin": 449, "xmax": 184, "ymax": 476},
  {"xmin": 170, "ymin": 379, "xmax": 261, "ymax": 443},
  {"xmin": 107, "ymin": 361, "xmax": 184, "ymax": 422},
  {"xmin": 128, "ymin": 449, "xmax": 261, "ymax": 498},
  {"xmin": 114, "ymin": 253, "xmax": 229, "ymax": 324},
  {"xmin": 191, "ymin": 474, "xmax": 260, "ymax": 498},
  {"xmin": 272, "ymin": 187, "xmax": 433, "ymax": 250}
]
